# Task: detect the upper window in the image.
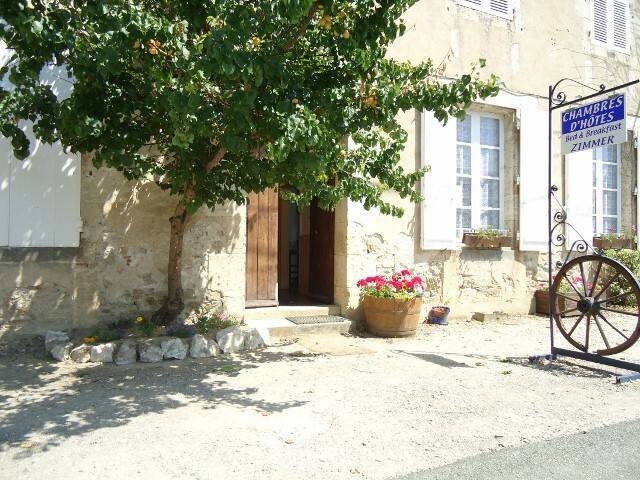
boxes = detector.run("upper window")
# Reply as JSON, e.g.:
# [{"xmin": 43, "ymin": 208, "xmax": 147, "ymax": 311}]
[
  {"xmin": 457, "ymin": 0, "xmax": 512, "ymax": 20},
  {"xmin": 455, "ymin": 113, "xmax": 504, "ymax": 238},
  {"xmin": 592, "ymin": 145, "xmax": 621, "ymax": 234},
  {"xmin": 592, "ymin": 0, "xmax": 630, "ymax": 53}
]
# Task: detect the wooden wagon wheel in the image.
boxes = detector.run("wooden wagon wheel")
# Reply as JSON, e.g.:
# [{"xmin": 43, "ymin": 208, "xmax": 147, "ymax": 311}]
[{"xmin": 551, "ymin": 254, "xmax": 640, "ymax": 356}]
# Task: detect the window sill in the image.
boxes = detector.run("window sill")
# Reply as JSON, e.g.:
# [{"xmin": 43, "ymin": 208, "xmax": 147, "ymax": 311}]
[{"xmin": 0, "ymin": 247, "xmax": 81, "ymax": 263}]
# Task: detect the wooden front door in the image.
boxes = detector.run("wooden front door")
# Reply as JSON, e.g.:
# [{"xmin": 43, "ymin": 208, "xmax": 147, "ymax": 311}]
[
  {"xmin": 309, "ymin": 199, "xmax": 334, "ymax": 303},
  {"xmin": 246, "ymin": 189, "xmax": 278, "ymax": 307}
]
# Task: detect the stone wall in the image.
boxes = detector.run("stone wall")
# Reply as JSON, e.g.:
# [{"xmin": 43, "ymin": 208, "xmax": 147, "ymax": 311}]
[{"xmin": 0, "ymin": 155, "xmax": 246, "ymax": 338}]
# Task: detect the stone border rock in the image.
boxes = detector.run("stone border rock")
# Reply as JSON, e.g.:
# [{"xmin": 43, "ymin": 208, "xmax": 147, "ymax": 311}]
[{"xmin": 44, "ymin": 327, "xmax": 270, "ymax": 365}]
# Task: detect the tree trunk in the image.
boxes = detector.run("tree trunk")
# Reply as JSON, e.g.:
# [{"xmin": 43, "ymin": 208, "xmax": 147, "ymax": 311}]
[{"xmin": 152, "ymin": 200, "xmax": 190, "ymax": 326}]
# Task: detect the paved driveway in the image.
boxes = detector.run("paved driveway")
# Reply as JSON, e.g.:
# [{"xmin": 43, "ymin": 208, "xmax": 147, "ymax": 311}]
[{"xmin": 1, "ymin": 317, "xmax": 639, "ymax": 479}]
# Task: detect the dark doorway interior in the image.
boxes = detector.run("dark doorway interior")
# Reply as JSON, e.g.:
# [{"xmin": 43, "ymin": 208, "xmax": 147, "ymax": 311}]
[{"xmin": 277, "ymin": 198, "xmax": 334, "ymax": 305}]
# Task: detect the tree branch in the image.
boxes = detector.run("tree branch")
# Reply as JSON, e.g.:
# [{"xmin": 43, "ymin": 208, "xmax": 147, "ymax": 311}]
[
  {"xmin": 283, "ymin": 4, "xmax": 319, "ymax": 52},
  {"xmin": 204, "ymin": 147, "xmax": 227, "ymax": 172}
]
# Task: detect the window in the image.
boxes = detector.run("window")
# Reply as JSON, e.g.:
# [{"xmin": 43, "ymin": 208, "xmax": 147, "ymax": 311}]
[
  {"xmin": 592, "ymin": 145, "xmax": 621, "ymax": 234},
  {"xmin": 457, "ymin": 0, "xmax": 512, "ymax": 19},
  {"xmin": 593, "ymin": 0, "xmax": 630, "ymax": 52},
  {"xmin": 455, "ymin": 113, "xmax": 504, "ymax": 238}
]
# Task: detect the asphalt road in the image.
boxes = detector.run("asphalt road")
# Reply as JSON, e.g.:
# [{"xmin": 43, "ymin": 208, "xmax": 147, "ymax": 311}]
[{"xmin": 391, "ymin": 419, "xmax": 640, "ymax": 480}]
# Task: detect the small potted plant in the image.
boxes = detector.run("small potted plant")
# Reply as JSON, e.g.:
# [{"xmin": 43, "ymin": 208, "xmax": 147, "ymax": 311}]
[
  {"xmin": 593, "ymin": 228, "xmax": 636, "ymax": 250},
  {"xmin": 427, "ymin": 306, "xmax": 450, "ymax": 325},
  {"xmin": 357, "ymin": 270, "xmax": 425, "ymax": 337},
  {"xmin": 462, "ymin": 229, "xmax": 512, "ymax": 249}
]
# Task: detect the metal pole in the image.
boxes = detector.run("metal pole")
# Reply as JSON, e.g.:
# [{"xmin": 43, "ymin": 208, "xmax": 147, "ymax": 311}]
[{"xmin": 548, "ymin": 85, "xmax": 555, "ymax": 352}]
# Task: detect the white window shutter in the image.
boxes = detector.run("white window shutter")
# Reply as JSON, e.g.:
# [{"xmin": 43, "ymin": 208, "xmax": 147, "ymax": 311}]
[
  {"xmin": 8, "ymin": 127, "xmax": 56, "ymax": 247},
  {"xmin": 519, "ymin": 102, "xmax": 549, "ymax": 252},
  {"xmin": 0, "ymin": 141, "xmax": 9, "ymax": 246},
  {"xmin": 565, "ymin": 150, "xmax": 594, "ymax": 248},
  {"xmin": 612, "ymin": 0, "xmax": 629, "ymax": 50},
  {"xmin": 421, "ymin": 111, "xmax": 457, "ymax": 250},
  {"xmin": 52, "ymin": 148, "xmax": 81, "ymax": 247},
  {"xmin": 489, "ymin": 0, "xmax": 511, "ymax": 17},
  {"xmin": 593, "ymin": 0, "xmax": 609, "ymax": 44}
]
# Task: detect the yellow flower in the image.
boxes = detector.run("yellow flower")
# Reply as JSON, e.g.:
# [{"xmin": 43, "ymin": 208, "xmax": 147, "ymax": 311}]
[
  {"xmin": 133, "ymin": 40, "xmax": 141, "ymax": 49},
  {"xmin": 251, "ymin": 36, "xmax": 262, "ymax": 48},
  {"xmin": 342, "ymin": 31, "xmax": 350, "ymax": 39},
  {"xmin": 83, "ymin": 336, "xmax": 97, "ymax": 344},
  {"xmin": 136, "ymin": 315, "xmax": 144, "ymax": 324},
  {"xmin": 291, "ymin": 98, "xmax": 299, "ymax": 105}
]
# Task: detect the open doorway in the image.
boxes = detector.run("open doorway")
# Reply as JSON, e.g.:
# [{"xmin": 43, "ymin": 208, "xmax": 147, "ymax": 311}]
[
  {"xmin": 277, "ymin": 198, "xmax": 335, "ymax": 305},
  {"xmin": 245, "ymin": 189, "xmax": 334, "ymax": 308}
]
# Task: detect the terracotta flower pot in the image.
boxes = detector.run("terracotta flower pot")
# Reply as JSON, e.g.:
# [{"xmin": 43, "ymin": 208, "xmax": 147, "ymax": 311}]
[
  {"xmin": 362, "ymin": 295, "xmax": 423, "ymax": 337},
  {"xmin": 535, "ymin": 290, "xmax": 566, "ymax": 315}
]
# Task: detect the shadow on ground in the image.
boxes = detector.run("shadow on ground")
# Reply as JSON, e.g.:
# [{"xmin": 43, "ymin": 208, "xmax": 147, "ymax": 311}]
[
  {"xmin": 0, "ymin": 350, "xmax": 308, "ymax": 456},
  {"xmin": 392, "ymin": 349, "xmax": 621, "ymax": 379}
]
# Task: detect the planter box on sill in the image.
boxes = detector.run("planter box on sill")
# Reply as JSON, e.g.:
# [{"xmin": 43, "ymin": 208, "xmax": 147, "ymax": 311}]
[
  {"xmin": 462, "ymin": 233, "xmax": 512, "ymax": 249},
  {"xmin": 593, "ymin": 237, "xmax": 636, "ymax": 250}
]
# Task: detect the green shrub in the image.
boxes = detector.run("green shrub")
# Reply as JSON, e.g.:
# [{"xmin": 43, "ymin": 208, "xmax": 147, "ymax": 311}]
[
  {"xmin": 194, "ymin": 312, "xmax": 237, "ymax": 335},
  {"xmin": 602, "ymin": 249, "xmax": 640, "ymax": 306}
]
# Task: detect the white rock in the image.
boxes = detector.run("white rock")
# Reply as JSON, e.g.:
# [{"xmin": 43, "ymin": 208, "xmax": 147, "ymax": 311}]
[
  {"xmin": 49, "ymin": 341, "xmax": 73, "ymax": 361},
  {"xmin": 138, "ymin": 338, "xmax": 163, "ymax": 363},
  {"xmin": 244, "ymin": 328, "xmax": 269, "ymax": 350},
  {"xmin": 161, "ymin": 337, "xmax": 189, "ymax": 360},
  {"xmin": 90, "ymin": 342, "xmax": 116, "ymax": 363},
  {"xmin": 115, "ymin": 340, "xmax": 137, "ymax": 365},
  {"xmin": 190, "ymin": 334, "xmax": 221, "ymax": 358},
  {"xmin": 216, "ymin": 327, "xmax": 246, "ymax": 354},
  {"xmin": 70, "ymin": 345, "xmax": 91, "ymax": 363},
  {"xmin": 45, "ymin": 331, "xmax": 69, "ymax": 352}
]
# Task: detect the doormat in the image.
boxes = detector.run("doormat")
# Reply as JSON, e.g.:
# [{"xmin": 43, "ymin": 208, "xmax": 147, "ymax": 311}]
[{"xmin": 286, "ymin": 315, "xmax": 349, "ymax": 325}]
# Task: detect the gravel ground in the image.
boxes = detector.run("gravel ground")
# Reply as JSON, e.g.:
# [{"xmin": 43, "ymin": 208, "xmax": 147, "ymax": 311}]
[{"xmin": 1, "ymin": 315, "xmax": 639, "ymax": 480}]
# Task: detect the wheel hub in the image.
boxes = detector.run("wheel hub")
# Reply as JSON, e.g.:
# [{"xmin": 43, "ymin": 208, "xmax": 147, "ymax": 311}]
[{"xmin": 577, "ymin": 296, "xmax": 598, "ymax": 314}]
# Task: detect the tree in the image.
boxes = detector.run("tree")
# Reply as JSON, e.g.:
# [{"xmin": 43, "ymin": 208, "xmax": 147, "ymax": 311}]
[{"xmin": 0, "ymin": 1, "xmax": 498, "ymax": 325}]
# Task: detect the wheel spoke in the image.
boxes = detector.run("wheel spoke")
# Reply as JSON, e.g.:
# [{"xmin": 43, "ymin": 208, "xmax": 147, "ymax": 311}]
[
  {"xmin": 578, "ymin": 262, "xmax": 588, "ymax": 295},
  {"xmin": 567, "ymin": 313, "xmax": 585, "ymax": 336},
  {"xmin": 593, "ymin": 314, "xmax": 611, "ymax": 349},
  {"xmin": 597, "ymin": 290, "xmax": 635, "ymax": 305},
  {"xmin": 585, "ymin": 314, "xmax": 591, "ymax": 351},
  {"xmin": 599, "ymin": 306, "xmax": 639, "ymax": 317},
  {"xmin": 597, "ymin": 312, "xmax": 630, "ymax": 340},
  {"xmin": 563, "ymin": 275, "xmax": 584, "ymax": 299},
  {"xmin": 594, "ymin": 272, "xmax": 621, "ymax": 300},
  {"xmin": 589, "ymin": 261, "xmax": 603, "ymax": 296},
  {"xmin": 558, "ymin": 307, "xmax": 579, "ymax": 316},
  {"xmin": 555, "ymin": 292, "xmax": 581, "ymax": 303}
]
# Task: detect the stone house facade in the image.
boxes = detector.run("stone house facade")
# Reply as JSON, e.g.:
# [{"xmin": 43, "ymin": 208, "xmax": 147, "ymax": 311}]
[{"xmin": 2, "ymin": 0, "xmax": 640, "ymax": 336}]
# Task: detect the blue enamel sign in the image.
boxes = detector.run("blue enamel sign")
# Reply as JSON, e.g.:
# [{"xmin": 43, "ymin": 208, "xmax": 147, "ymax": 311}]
[{"xmin": 561, "ymin": 93, "xmax": 626, "ymax": 154}]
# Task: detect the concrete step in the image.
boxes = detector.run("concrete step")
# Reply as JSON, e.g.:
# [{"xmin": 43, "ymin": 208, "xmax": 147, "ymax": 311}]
[
  {"xmin": 245, "ymin": 316, "xmax": 354, "ymax": 337},
  {"xmin": 243, "ymin": 304, "xmax": 341, "ymax": 321}
]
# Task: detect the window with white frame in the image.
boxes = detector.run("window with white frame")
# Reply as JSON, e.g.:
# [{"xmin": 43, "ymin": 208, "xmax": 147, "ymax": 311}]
[
  {"xmin": 457, "ymin": 0, "xmax": 512, "ymax": 19},
  {"xmin": 593, "ymin": 0, "xmax": 630, "ymax": 52},
  {"xmin": 455, "ymin": 113, "xmax": 504, "ymax": 238},
  {"xmin": 592, "ymin": 145, "xmax": 621, "ymax": 234}
]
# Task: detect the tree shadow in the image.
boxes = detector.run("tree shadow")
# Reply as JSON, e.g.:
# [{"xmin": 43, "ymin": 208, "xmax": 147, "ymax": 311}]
[
  {"xmin": 0, "ymin": 350, "xmax": 308, "ymax": 458},
  {"xmin": 507, "ymin": 356, "xmax": 619, "ymax": 380}
]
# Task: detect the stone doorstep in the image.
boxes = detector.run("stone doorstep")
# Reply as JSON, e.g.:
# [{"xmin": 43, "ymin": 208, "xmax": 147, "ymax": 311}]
[
  {"xmin": 245, "ymin": 317, "xmax": 355, "ymax": 337},
  {"xmin": 243, "ymin": 304, "xmax": 341, "ymax": 321}
]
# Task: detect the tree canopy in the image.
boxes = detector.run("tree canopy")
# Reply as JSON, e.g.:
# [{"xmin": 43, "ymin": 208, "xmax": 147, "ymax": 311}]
[
  {"xmin": 0, "ymin": 0, "xmax": 499, "ymax": 322},
  {"xmin": 0, "ymin": 0, "xmax": 498, "ymax": 215}
]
